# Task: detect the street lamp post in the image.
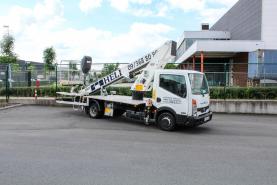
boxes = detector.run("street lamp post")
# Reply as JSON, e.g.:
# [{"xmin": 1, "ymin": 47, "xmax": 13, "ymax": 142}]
[{"xmin": 3, "ymin": 25, "xmax": 9, "ymax": 36}]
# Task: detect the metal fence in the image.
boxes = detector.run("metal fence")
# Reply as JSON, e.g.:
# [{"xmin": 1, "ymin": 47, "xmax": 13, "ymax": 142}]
[
  {"xmin": 1, "ymin": 62, "xmax": 277, "ymax": 100},
  {"xmin": 180, "ymin": 62, "xmax": 277, "ymax": 87}
]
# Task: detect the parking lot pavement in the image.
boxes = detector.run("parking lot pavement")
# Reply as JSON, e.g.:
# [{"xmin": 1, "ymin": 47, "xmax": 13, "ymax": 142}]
[{"xmin": 0, "ymin": 106, "xmax": 277, "ymax": 185}]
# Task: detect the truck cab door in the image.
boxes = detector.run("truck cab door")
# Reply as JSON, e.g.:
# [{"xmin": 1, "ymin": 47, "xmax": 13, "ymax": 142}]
[{"xmin": 153, "ymin": 73, "xmax": 189, "ymax": 117}]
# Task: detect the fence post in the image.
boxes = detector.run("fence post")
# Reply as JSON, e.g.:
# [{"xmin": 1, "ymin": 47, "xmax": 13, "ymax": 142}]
[
  {"xmin": 27, "ymin": 71, "xmax": 31, "ymax": 87},
  {"xmin": 55, "ymin": 63, "xmax": 58, "ymax": 97},
  {"xmin": 263, "ymin": 62, "xmax": 265, "ymax": 87},
  {"xmin": 224, "ymin": 63, "xmax": 227, "ymax": 100},
  {"xmin": 5, "ymin": 65, "xmax": 9, "ymax": 103}
]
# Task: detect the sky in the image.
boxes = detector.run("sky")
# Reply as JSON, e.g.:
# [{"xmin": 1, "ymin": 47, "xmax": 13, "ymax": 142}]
[{"xmin": 0, "ymin": 0, "xmax": 238, "ymax": 63}]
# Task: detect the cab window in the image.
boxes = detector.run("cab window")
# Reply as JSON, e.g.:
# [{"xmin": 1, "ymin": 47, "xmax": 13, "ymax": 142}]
[
  {"xmin": 159, "ymin": 74, "xmax": 187, "ymax": 98},
  {"xmin": 188, "ymin": 73, "xmax": 209, "ymax": 95}
]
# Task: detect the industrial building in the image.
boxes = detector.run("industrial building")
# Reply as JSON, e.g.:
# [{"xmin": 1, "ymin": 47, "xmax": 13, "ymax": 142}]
[{"xmin": 175, "ymin": 0, "xmax": 277, "ymax": 86}]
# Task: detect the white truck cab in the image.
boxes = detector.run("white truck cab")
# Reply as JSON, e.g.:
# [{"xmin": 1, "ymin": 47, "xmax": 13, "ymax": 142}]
[{"xmin": 151, "ymin": 69, "xmax": 212, "ymax": 130}]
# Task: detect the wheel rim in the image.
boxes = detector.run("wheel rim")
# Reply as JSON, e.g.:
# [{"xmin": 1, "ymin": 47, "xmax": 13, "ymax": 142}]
[
  {"xmin": 161, "ymin": 116, "xmax": 172, "ymax": 129},
  {"xmin": 90, "ymin": 106, "xmax": 97, "ymax": 117}
]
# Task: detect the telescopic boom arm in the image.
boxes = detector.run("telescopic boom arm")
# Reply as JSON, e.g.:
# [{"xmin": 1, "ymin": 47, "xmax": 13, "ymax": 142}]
[{"xmin": 78, "ymin": 40, "xmax": 176, "ymax": 96}]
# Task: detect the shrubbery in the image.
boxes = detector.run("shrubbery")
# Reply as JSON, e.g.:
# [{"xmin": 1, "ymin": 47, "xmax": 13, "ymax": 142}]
[
  {"xmin": 0, "ymin": 86, "xmax": 276, "ymax": 99},
  {"xmin": 210, "ymin": 87, "xmax": 277, "ymax": 99},
  {"xmin": 107, "ymin": 86, "xmax": 277, "ymax": 100},
  {"xmin": 0, "ymin": 86, "xmax": 71, "ymax": 97}
]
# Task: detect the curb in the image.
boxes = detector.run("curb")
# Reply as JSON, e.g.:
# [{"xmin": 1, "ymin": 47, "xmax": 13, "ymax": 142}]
[
  {"xmin": 1, "ymin": 97, "xmax": 277, "ymax": 115},
  {"xmin": 0, "ymin": 104, "xmax": 23, "ymax": 111},
  {"xmin": 0, "ymin": 98, "xmax": 70, "ymax": 108}
]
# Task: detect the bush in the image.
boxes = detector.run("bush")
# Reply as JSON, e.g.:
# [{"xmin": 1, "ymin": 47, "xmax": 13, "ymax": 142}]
[
  {"xmin": 0, "ymin": 55, "xmax": 17, "ymax": 64},
  {"xmin": 0, "ymin": 86, "xmax": 70, "ymax": 97},
  {"xmin": 106, "ymin": 87, "xmax": 152, "ymax": 98},
  {"xmin": 107, "ymin": 87, "xmax": 277, "ymax": 100},
  {"xmin": 0, "ymin": 85, "xmax": 276, "ymax": 99},
  {"xmin": 210, "ymin": 87, "xmax": 277, "ymax": 99}
]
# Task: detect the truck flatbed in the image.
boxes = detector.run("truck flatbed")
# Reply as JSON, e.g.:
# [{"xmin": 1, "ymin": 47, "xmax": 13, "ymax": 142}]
[
  {"xmin": 87, "ymin": 95, "xmax": 146, "ymax": 106},
  {"xmin": 56, "ymin": 92, "xmax": 147, "ymax": 106}
]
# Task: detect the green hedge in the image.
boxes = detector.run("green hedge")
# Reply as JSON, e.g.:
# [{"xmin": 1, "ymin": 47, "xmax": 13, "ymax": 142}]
[
  {"xmin": 106, "ymin": 87, "xmax": 152, "ymax": 97},
  {"xmin": 210, "ymin": 87, "xmax": 277, "ymax": 99},
  {"xmin": 107, "ymin": 86, "xmax": 277, "ymax": 100},
  {"xmin": 0, "ymin": 86, "xmax": 71, "ymax": 97},
  {"xmin": 1, "ymin": 86, "xmax": 277, "ymax": 99}
]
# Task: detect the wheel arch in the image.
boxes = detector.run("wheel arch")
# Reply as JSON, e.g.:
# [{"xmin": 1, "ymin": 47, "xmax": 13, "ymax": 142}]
[
  {"xmin": 89, "ymin": 99, "xmax": 104, "ymax": 110},
  {"xmin": 87, "ymin": 98, "xmax": 104, "ymax": 118},
  {"xmin": 155, "ymin": 107, "xmax": 177, "ymax": 123}
]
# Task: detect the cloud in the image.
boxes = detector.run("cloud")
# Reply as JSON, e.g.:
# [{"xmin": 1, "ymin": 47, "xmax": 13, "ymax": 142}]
[
  {"xmin": 130, "ymin": 0, "xmax": 152, "ymax": 5},
  {"xmin": 0, "ymin": 0, "xmax": 66, "ymax": 61},
  {"xmin": 79, "ymin": 0, "xmax": 103, "ymax": 13},
  {"xmin": 54, "ymin": 22, "xmax": 173, "ymax": 62},
  {"xmin": 166, "ymin": 0, "xmax": 205, "ymax": 12},
  {"xmin": 207, "ymin": 0, "xmax": 238, "ymax": 7},
  {"xmin": 0, "ymin": 0, "xmax": 64, "ymax": 34},
  {"xmin": 156, "ymin": 3, "xmax": 169, "ymax": 17},
  {"xmin": 0, "ymin": 0, "xmax": 239, "ymax": 63},
  {"xmin": 109, "ymin": 0, "xmax": 129, "ymax": 12},
  {"xmin": 78, "ymin": 0, "xmax": 238, "ymax": 20},
  {"xmin": 0, "ymin": 0, "xmax": 173, "ymax": 63},
  {"xmin": 199, "ymin": 7, "xmax": 228, "ymax": 24},
  {"xmin": 108, "ymin": 0, "xmax": 169, "ymax": 17},
  {"xmin": 131, "ymin": 8, "xmax": 155, "ymax": 17},
  {"xmin": 165, "ymin": 0, "xmax": 238, "ymax": 24}
]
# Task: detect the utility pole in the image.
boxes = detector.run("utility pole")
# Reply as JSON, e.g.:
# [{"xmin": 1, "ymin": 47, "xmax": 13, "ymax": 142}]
[{"xmin": 3, "ymin": 25, "xmax": 9, "ymax": 36}]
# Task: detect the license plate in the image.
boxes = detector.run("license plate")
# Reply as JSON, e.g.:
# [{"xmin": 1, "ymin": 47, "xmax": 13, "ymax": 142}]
[{"xmin": 204, "ymin": 116, "xmax": 210, "ymax": 122}]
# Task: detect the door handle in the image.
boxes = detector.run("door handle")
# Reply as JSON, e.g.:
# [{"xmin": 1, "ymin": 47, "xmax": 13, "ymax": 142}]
[{"xmin": 157, "ymin": 97, "xmax": 161, "ymax": 103}]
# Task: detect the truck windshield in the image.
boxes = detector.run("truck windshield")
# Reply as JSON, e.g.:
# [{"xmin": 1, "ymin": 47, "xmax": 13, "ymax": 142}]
[{"xmin": 188, "ymin": 73, "xmax": 209, "ymax": 95}]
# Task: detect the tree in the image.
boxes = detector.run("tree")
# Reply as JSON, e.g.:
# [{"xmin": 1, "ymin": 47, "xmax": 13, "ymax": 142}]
[
  {"xmin": 101, "ymin": 63, "xmax": 119, "ymax": 77},
  {"xmin": 0, "ymin": 34, "xmax": 17, "ymax": 64},
  {"xmin": 11, "ymin": 63, "xmax": 20, "ymax": 72},
  {"xmin": 27, "ymin": 63, "xmax": 36, "ymax": 72},
  {"xmin": 0, "ymin": 55, "xmax": 17, "ymax": 64},
  {"xmin": 0, "ymin": 34, "xmax": 16, "ymax": 57},
  {"xmin": 165, "ymin": 63, "xmax": 177, "ymax": 69},
  {"xmin": 43, "ymin": 47, "xmax": 56, "ymax": 72}
]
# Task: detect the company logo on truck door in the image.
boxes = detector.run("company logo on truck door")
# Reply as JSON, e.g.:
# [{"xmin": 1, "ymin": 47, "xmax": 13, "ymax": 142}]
[
  {"xmin": 162, "ymin": 97, "xmax": 181, "ymax": 104},
  {"xmin": 89, "ymin": 70, "xmax": 123, "ymax": 91}
]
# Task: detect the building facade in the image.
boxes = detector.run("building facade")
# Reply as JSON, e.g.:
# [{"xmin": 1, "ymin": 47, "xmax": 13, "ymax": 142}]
[{"xmin": 176, "ymin": 0, "xmax": 277, "ymax": 87}]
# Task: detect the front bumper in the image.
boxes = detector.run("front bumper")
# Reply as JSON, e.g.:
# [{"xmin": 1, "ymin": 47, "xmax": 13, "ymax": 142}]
[{"xmin": 186, "ymin": 111, "xmax": 213, "ymax": 126}]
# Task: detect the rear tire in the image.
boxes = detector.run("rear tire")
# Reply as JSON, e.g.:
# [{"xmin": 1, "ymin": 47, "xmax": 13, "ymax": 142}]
[
  {"xmin": 157, "ymin": 112, "xmax": 176, "ymax": 131},
  {"xmin": 88, "ymin": 103, "xmax": 103, "ymax": 119}
]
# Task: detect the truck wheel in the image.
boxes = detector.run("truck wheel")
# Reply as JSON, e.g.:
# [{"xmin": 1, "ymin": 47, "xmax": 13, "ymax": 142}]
[
  {"xmin": 88, "ymin": 103, "xmax": 103, "ymax": 119},
  {"xmin": 157, "ymin": 112, "xmax": 176, "ymax": 131}
]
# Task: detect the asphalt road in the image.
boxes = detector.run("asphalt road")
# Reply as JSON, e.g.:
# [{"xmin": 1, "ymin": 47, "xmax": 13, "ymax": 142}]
[{"xmin": 0, "ymin": 106, "xmax": 277, "ymax": 185}]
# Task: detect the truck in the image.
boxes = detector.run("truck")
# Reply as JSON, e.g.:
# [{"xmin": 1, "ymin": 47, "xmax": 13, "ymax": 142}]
[{"xmin": 56, "ymin": 40, "xmax": 212, "ymax": 131}]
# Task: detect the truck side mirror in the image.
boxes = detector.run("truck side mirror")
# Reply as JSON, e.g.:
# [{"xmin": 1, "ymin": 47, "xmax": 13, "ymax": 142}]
[{"xmin": 157, "ymin": 97, "xmax": 161, "ymax": 102}]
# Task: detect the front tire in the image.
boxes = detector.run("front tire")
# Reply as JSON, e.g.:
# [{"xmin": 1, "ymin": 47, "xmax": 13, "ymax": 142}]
[
  {"xmin": 157, "ymin": 112, "xmax": 176, "ymax": 131},
  {"xmin": 88, "ymin": 103, "xmax": 103, "ymax": 119}
]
